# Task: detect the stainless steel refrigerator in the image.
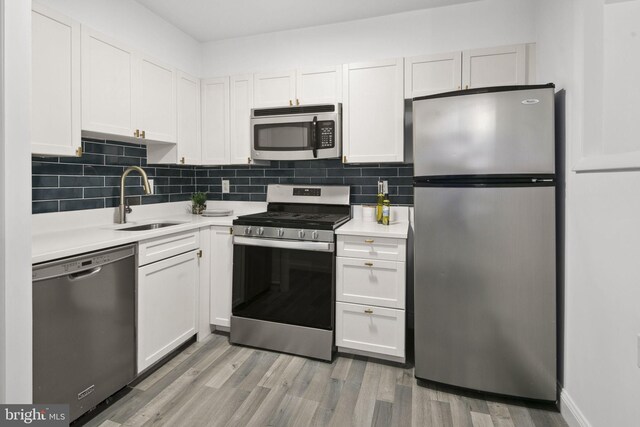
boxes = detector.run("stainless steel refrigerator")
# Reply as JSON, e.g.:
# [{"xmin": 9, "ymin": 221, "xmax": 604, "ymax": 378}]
[{"xmin": 412, "ymin": 84, "xmax": 557, "ymax": 401}]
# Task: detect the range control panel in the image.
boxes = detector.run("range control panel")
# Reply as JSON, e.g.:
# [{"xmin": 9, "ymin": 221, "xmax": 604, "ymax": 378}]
[{"xmin": 293, "ymin": 188, "xmax": 321, "ymax": 197}]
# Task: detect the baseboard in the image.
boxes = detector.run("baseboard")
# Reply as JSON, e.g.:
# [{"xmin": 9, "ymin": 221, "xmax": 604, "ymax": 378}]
[{"xmin": 560, "ymin": 389, "xmax": 592, "ymax": 427}]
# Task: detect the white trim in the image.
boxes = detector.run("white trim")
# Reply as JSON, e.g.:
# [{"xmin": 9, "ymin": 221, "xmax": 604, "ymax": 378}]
[
  {"xmin": 574, "ymin": 150, "xmax": 640, "ymax": 172},
  {"xmin": 560, "ymin": 389, "xmax": 592, "ymax": 427}
]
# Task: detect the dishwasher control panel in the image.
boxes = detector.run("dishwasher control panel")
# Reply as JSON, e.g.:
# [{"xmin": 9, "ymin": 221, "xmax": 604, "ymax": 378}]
[{"xmin": 32, "ymin": 245, "xmax": 136, "ymax": 282}]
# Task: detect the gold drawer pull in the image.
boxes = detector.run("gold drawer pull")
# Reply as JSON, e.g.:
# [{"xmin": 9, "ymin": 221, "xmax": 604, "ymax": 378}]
[
  {"xmin": 364, "ymin": 239, "xmax": 375, "ymax": 244},
  {"xmin": 364, "ymin": 262, "xmax": 373, "ymax": 267},
  {"xmin": 364, "ymin": 309, "xmax": 373, "ymax": 314}
]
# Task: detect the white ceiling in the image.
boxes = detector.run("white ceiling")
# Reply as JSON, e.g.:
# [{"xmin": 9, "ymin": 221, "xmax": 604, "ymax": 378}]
[{"xmin": 135, "ymin": 0, "xmax": 481, "ymax": 42}]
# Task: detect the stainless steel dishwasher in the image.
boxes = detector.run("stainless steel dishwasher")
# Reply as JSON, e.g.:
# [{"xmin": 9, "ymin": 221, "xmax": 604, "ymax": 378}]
[{"xmin": 32, "ymin": 244, "xmax": 136, "ymax": 422}]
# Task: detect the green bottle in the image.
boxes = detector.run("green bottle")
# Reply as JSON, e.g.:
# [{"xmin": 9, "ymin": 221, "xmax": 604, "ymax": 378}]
[{"xmin": 376, "ymin": 181, "xmax": 384, "ymax": 223}]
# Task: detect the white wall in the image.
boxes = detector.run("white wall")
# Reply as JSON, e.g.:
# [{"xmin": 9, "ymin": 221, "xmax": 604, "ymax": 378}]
[
  {"xmin": 0, "ymin": 0, "xmax": 33, "ymax": 403},
  {"xmin": 536, "ymin": 1, "xmax": 640, "ymax": 426},
  {"xmin": 37, "ymin": 0, "xmax": 201, "ymax": 76},
  {"xmin": 201, "ymin": 0, "xmax": 536, "ymax": 77}
]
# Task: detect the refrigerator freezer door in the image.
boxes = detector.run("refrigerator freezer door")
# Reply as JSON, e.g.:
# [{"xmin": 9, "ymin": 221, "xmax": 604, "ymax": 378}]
[
  {"xmin": 413, "ymin": 185, "xmax": 556, "ymax": 400},
  {"xmin": 413, "ymin": 87, "xmax": 555, "ymax": 177}
]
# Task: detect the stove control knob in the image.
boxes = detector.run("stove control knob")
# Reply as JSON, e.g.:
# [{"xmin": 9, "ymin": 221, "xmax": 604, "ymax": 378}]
[
  {"xmin": 277, "ymin": 228, "xmax": 284, "ymax": 237},
  {"xmin": 257, "ymin": 227, "xmax": 264, "ymax": 236},
  {"xmin": 312, "ymin": 230, "xmax": 319, "ymax": 240},
  {"xmin": 298, "ymin": 229, "xmax": 306, "ymax": 239},
  {"xmin": 244, "ymin": 226, "xmax": 252, "ymax": 235}
]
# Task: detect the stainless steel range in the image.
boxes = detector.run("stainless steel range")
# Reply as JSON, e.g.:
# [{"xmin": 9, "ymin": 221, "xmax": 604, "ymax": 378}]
[{"xmin": 230, "ymin": 184, "xmax": 351, "ymax": 361}]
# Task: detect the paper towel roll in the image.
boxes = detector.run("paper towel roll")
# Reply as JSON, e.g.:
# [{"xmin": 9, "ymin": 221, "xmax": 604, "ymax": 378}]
[{"xmin": 362, "ymin": 205, "xmax": 376, "ymax": 222}]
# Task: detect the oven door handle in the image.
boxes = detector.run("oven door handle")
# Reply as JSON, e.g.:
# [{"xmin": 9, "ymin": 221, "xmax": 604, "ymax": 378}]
[{"xmin": 233, "ymin": 236, "xmax": 335, "ymax": 252}]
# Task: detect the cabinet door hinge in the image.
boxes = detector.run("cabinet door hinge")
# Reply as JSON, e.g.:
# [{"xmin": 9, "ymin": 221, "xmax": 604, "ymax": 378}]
[{"xmin": 197, "ymin": 249, "xmax": 203, "ymax": 258}]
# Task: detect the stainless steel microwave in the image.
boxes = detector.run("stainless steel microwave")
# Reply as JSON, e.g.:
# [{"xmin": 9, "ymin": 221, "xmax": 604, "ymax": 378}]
[{"xmin": 250, "ymin": 104, "xmax": 341, "ymax": 161}]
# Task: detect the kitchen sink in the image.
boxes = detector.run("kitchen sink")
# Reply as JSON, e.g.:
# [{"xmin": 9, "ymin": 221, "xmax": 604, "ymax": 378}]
[{"xmin": 116, "ymin": 222, "xmax": 184, "ymax": 231}]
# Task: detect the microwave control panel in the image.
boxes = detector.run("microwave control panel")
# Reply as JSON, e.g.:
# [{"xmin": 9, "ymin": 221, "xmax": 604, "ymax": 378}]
[{"xmin": 317, "ymin": 121, "xmax": 335, "ymax": 149}]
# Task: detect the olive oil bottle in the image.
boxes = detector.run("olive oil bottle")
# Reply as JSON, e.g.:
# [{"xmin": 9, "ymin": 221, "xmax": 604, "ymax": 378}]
[{"xmin": 376, "ymin": 181, "xmax": 384, "ymax": 223}]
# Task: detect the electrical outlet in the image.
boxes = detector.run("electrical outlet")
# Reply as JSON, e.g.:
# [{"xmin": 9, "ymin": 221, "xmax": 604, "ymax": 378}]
[
  {"xmin": 148, "ymin": 179, "xmax": 154, "ymax": 195},
  {"xmin": 222, "ymin": 179, "xmax": 230, "ymax": 194}
]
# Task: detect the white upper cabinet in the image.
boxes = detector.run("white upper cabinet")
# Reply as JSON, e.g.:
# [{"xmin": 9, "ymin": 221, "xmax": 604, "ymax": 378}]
[
  {"xmin": 404, "ymin": 52, "xmax": 462, "ymax": 98},
  {"xmin": 254, "ymin": 66, "xmax": 342, "ymax": 108},
  {"xmin": 81, "ymin": 27, "xmax": 136, "ymax": 139},
  {"xmin": 462, "ymin": 44, "xmax": 527, "ymax": 89},
  {"xmin": 201, "ymin": 77, "xmax": 230, "ymax": 165},
  {"xmin": 82, "ymin": 27, "xmax": 177, "ymax": 143},
  {"xmin": 253, "ymin": 70, "xmax": 296, "ymax": 108},
  {"xmin": 405, "ymin": 44, "xmax": 532, "ymax": 98},
  {"xmin": 343, "ymin": 58, "xmax": 404, "ymax": 164},
  {"xmin": 176, "ymin": 71, "xmax": 201, "ymax": 165},
  {"xmin": 230, "ymin": 74, "xmax": 254, "ymax": 165},
  {"xmin": 134, "ymin": 54, "xmax": 177, "ymax": 143},
  {"xmin": 31, "ymin": 4, "xmax": 81, "ymax": 157},
  {"xmin": 296, "ymin": 66, "xmax": 342, "ymax": 105}
]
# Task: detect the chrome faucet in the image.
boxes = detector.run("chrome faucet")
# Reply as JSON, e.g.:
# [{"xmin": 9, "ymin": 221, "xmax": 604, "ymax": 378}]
[{"xmin": 118, "ymin": 166, "xmax": 152, "ymax": 224}]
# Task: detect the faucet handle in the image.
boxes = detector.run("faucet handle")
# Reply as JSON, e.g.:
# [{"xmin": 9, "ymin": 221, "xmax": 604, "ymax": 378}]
[{"xmin": 125, "ymin": 197, "xmax": 133, "ymax": 214}]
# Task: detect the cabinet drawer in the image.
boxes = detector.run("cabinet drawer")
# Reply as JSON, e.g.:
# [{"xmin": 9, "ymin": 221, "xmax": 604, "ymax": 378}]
[
  {"xmin": 336, "ymin": 302, "xmax": 405, "ymax": 358},
  {"xmin": 138, "ymin": 230, "xmax": 199, "ymax": 266},
  {"xmin": 337, "ymin": 257, "xmax": 405, "ymax": 309},
  {"xmin": 337, "ymin": 235, "xmax": 406, "ymax": 261}
]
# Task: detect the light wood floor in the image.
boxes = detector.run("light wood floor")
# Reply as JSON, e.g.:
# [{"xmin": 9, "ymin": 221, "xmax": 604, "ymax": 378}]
[{"xmin": 81, "ymin": 333, "xmax": 567, "ymax": 427}]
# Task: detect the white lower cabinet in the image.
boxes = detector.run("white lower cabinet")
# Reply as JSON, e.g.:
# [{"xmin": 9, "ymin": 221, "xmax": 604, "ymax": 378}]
[
  {"xmin": 337, "ymin": 257, "xmax": 405, "ymax": 309},
  {"xmin": 336, "ymin": 233, "xmax": 407, "ymax": 362},
  {"xmin": 336, "ymin": 302, "xmax": 405, "ymax": 359},
  {"xmin": 209, "ymin": 226, "xmax": 233, "ymax": 328},
  {"xmin": 337, "ymin": 235, "xmax": 406, "ymax": 261},
  {"xmin": 137, "ymin": 248, "xmax": 199, "ymax": 373}
]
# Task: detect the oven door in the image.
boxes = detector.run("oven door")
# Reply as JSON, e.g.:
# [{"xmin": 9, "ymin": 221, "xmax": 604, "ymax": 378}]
[
  {"xmin": 232, "ymin": 237, "xmax": 335, "ymax": 330},
  {"xmin": 251, "ymin": 113, "xmax": 340, "ymax": 161}
]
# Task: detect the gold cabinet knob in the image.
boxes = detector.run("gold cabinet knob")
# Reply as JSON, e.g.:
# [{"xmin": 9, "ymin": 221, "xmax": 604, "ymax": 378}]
[
  {"xmin": 364, "ymin": 262, "xmax": 374, "ymax": 267},
  {"xmin": 364, "ymin": 309, "xmax": 373, "ymax": 314},
  {"xmin": 180, "ymin": 157, "xmax": 185, "ymax": 164},
  {"xmin": 364, "ymin": 239, "xmax": 375, "ymax": 244},
  {"xmin": 141, "ymin": 130, "xmax": 146, "ymax": 139},
  {"xmin": 134, "ymin": 129, "xmax": 140, "ymax": 138},
  {"xmin": 289, "ymin": 99, "xmax": 293, "ymax": 106},
  {"xmin": 75, "ymin": 147, "xmax": 83, "ymax": 157},
  {"xmin": 296, "ymin": 98, "xmax": 300, "ymax": 106}
]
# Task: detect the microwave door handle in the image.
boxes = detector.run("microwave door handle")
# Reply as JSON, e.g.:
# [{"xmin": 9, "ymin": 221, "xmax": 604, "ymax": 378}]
[{"xmin": 312, "ymin": 116, "xmax": 318, "ymax": 158}]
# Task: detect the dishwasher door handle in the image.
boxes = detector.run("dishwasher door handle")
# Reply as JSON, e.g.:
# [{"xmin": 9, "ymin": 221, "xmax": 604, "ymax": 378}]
[{"xmin": 68, "ymin": 266, "xmax": 102, "ymax": 281}]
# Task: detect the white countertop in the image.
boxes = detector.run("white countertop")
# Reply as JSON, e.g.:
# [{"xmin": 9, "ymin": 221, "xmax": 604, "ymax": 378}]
[
  {"xmin": 32, "ymin": 201, "xmax": 412, "ymax": 263},
  {"xmin": 32, "ymin": 201, "xmax": 266, "ymax": 264},
  {"xmin": 336, "ymin": 218, "xmax": 409, "ymax": 239},
  {"xmin": 336, "ymin": 205, "xmax": 410, "ymax": 239}
]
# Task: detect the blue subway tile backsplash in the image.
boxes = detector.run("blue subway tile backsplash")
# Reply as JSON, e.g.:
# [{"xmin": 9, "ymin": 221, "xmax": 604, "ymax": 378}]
[{"xmin": 32, "ymin": 138, "xmax": 414, "ymax": 214}]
